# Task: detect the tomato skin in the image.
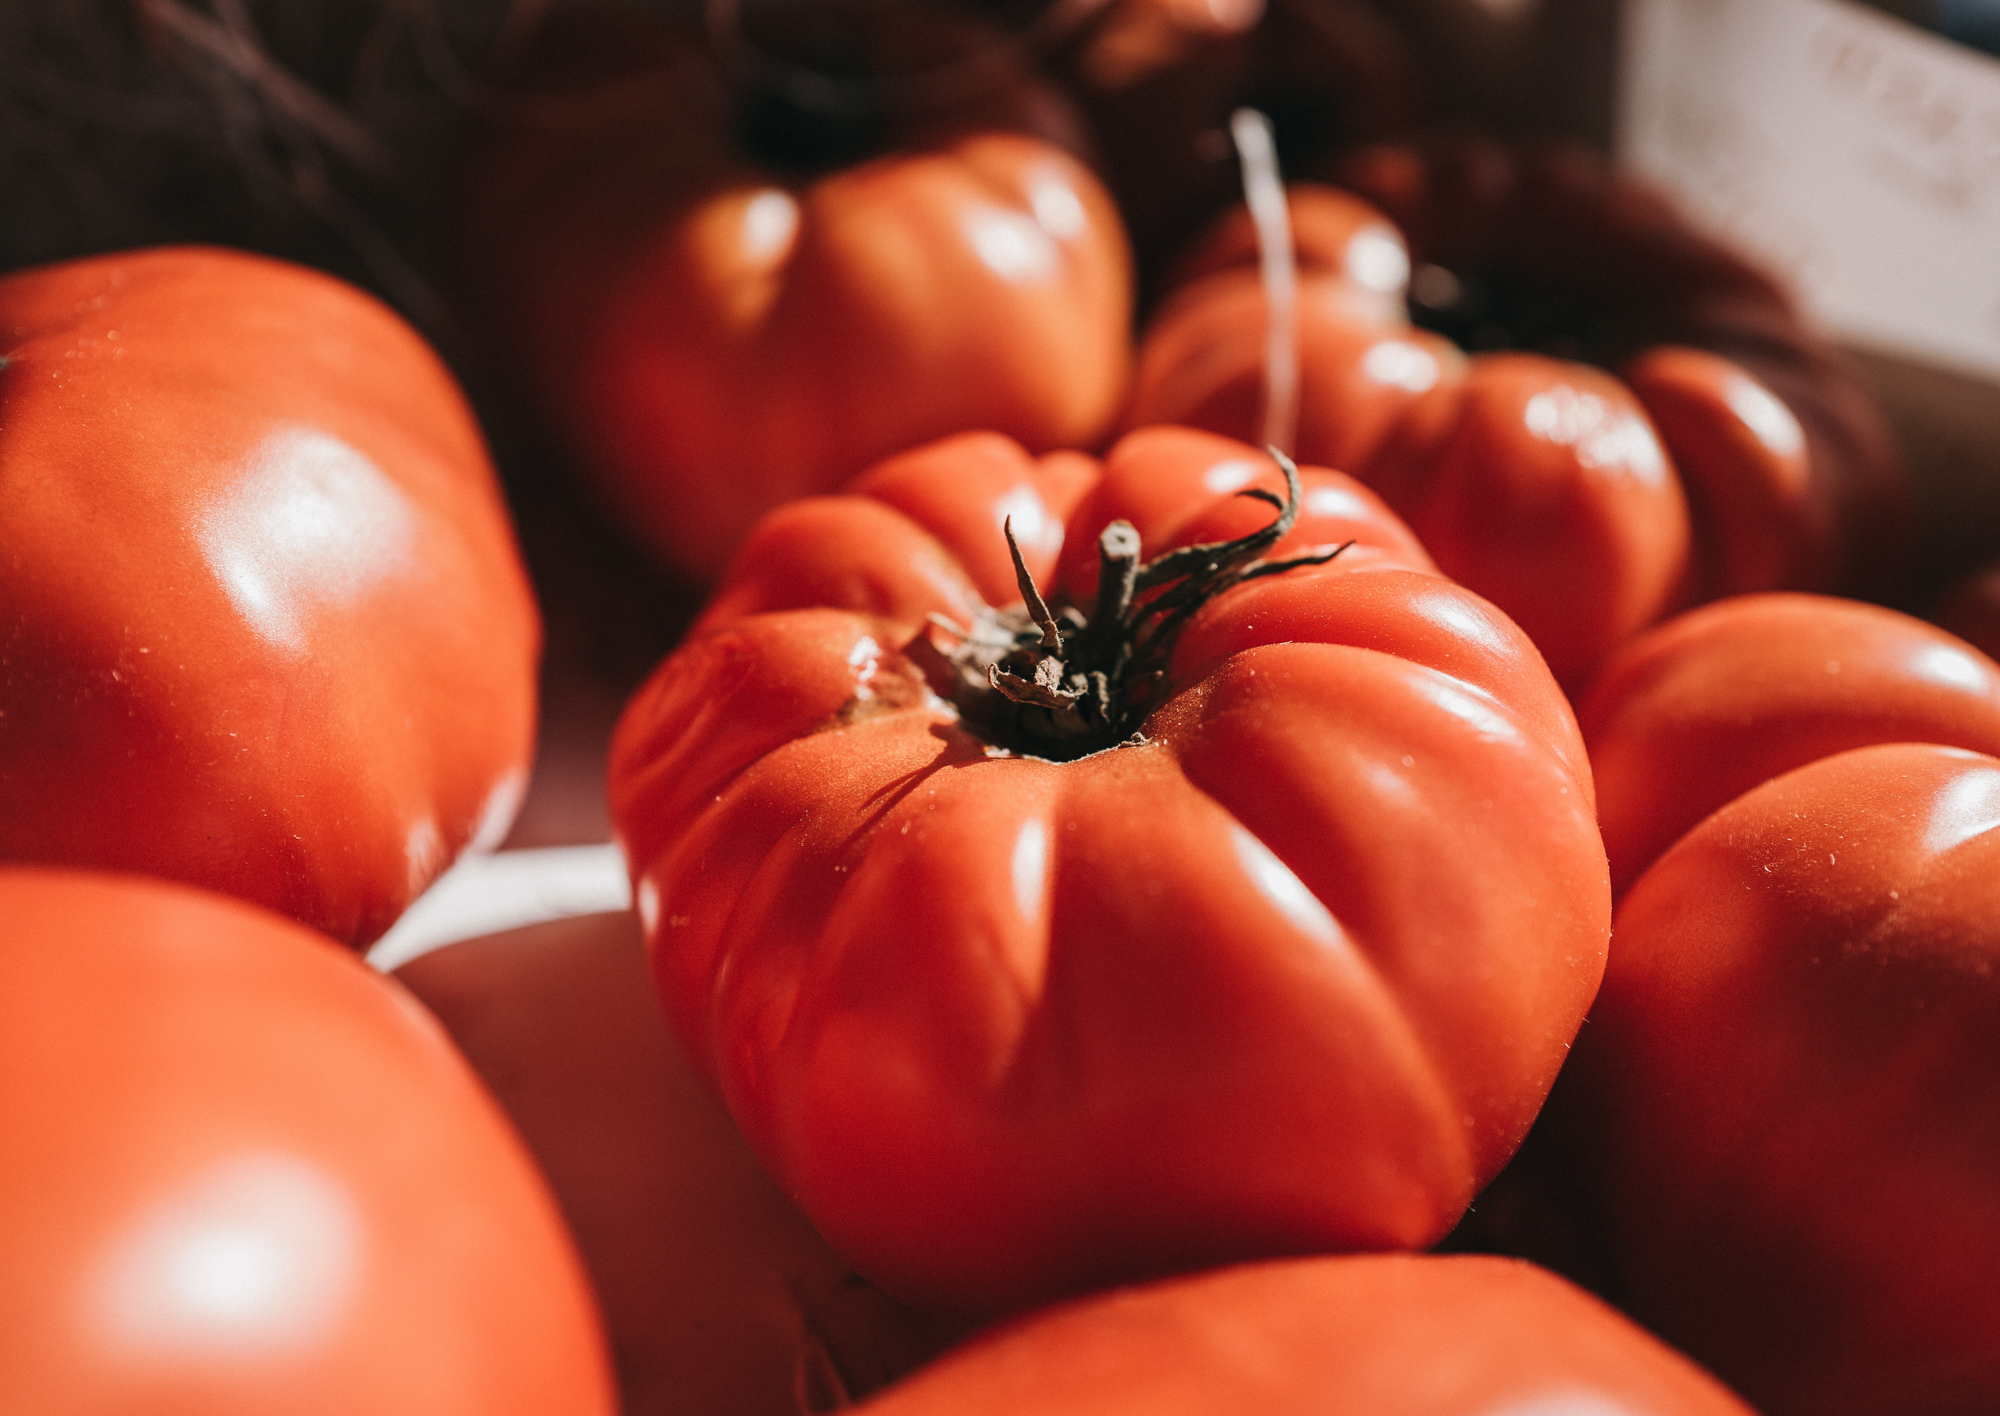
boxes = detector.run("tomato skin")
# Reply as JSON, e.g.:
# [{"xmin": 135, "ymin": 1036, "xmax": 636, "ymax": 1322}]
[
  {"xmin": 610, "ymin": 425, "xmax": 1609, "ymax": 1314},
  {"xmin": 1567, "ymin": 743, "xmax": 2000, "ymax": 1416},
  {"xmin": 0, "ymin": 247, "xmax": 539, "ymax": 947},
  {"xmin": 851, "ymin": 1252, "xmax": 1754, "ymax": 1415},
  {"xmin": 453, "ymin": 7, "xmax": 1134, "ymax": 580},
  {"xmin": 1337, "ymin": 136, "xmax": 1908, "ymax": 602},
  {"xmin": 1130, "ymin": 136, "xmax": 1909, "ymax": 684},
  {"xmin": 1362, "ymin": 349, "xmax": 1693, "ymax": 690},
  {"xmin": 1576, "ymin": 592, "xmax": 2000, "ymax": 896},
  {"xmin": 1125, "ymin": 185, "xmax": 1457, "ymax": 476},
  {"xmin": 0, "ymin": 868, "xmax": 614, "ymax": 1416}
]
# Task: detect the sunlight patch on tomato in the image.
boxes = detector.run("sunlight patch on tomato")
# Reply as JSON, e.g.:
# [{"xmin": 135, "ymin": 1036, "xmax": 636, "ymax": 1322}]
[
  {"xmin": 738, "ymin": 188, "xmax": 801, "ymax": 267},
  {"xmin": 1200, "ymin": 457, "xmax": 1262, "ymax": 494},
  {"xmin": 993, "ymin": 484, "xmax": 1063, "ymax": 561},
  {"xmin": 1405, "ymin": 588, "xmax": 1520, "ymax": 658},
  {"xmin": 91, "ymin": 1152, "xmax": 362, "ymax": 1358},
  {"xmin": 1011, "ymin": 817, "xmax": 1049, "ymax": 925},
  {"xmin": 1522, "ymin": 385, "xmax": 1669, "ymax": 485},
  {"xmin": 1920, "ymin": 759, "xmax": 2000, "ymax": 855},
  {"xmin": 963, "ymin": 207, "xmax": 1060, "ymax": 284},
  {"xmin": 1408, "ymin": 673, "xmax": 1525, "ymax": 749},
  {"xmin": 195, "ymin": 426, "xmax": 417, "ymax": 652},
  {"xmin": 1026, "ymin": 168, "xmax": 1089, "ymax": 241},
  {"xmin": 1722, "ymin": 372, "xmax": 1806, "ymax": 459},
  {"xmin": 1344, "ymin": 223, "xmax": 1412, "ymax": 296},
  {"xmin": 1362, "ymin": 337, "xmax": 1443, "ymax": 393},
  {"xmin": 1904, "ymin": 641, "xmax": 1999, "ymax": 695},
  {"xmin": 1229, "ymin": 824, "xmax": 1340, "ymax": 948}
]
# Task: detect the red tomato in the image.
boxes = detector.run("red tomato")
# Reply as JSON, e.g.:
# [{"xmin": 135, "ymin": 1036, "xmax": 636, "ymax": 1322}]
[
  {"xmin": 1334, "ymin": 136, "xmax": 1908, "ymax": 602},
  {"xmin": 1361, "ymin": 348, "xmax": 1693, "ymax": 690},
  {"xmin": 1575, "ymin": 592, "xmax": 2000, "ymax": 896},
  {"xmin": 394, "ymin": 910, "xmax": 966, "ymax": 1416},
  {"xmin": 851, "ymin": 1252, "xmax": 1754, "ymax": 1415},
  {"xmin": 1129, "ymin": 179, "xmax": 1690, "ymax": 689},
  {"xmin": 1565, "ymin": 743, "xmax": 2000, "ymax": 1416},
  {"xmin": 1126, "ymin": 183, "xmax": 1447, "ymax": 472},
  {"xmin": 452, "ymin": 5, "xmax": 1134, "ymax": 580},
  {"xmin": 1130, "ymin": 136, "xmax": 1910, "ymax": 684},
  {"xmin": 0, "ymin": 868, "xmax": 614, "ymax": 1415},
  {"xmin": 0, "ymin": 247, "xmax": 540, "ymax": 947},
  {"xmin": 609, "ymin": 424, "xmax": 1608, "ymax": 1314}
]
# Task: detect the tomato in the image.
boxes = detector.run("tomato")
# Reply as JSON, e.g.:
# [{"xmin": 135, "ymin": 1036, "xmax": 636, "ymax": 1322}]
[
  {"xmin": 1575, "ymin": 592, "xmax": 2000, "ymax": 896},
  {"xmin": 609, "ymin": 424, "xmax": 1608, "ymax": 1314},
  {"xmin": 850, "ymin": 1252, "xmax": 1754, "ymax": 1415},
  {"xmin": 1128, "ymin": 136, "xmax": 1910, "ymax": 686},
  {"xmin": 393, "ymin": 909, "xmax": 966, "ymax": 1416},
  {"xmin": 1340, "ymin": 136, "xmax": 1910, "ymax": 597},
  {"xmin": 0, "ymin": 247, "xmax": 540, "ymax": 947},
  {"xmin": 451, "ymin": 4, "xmax": 1134, "ymax": 580},
  {"xmin": 1562, "ymin": 743, "xmax": 2000, "ymax": 1416},
  {"xmin": 0, "ymin": 867, "xmax": 613, "ymax": 1415}
]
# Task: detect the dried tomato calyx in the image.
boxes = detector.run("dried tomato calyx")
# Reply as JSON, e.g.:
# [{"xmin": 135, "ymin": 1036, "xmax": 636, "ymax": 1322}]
[{"xmin": 923, "ymin": 448, "xmax": 1351, "ymax": 762}]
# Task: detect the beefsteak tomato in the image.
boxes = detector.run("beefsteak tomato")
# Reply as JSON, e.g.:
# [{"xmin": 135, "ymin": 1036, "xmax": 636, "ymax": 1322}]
[
  {"xmin": 0, "ymin": 246, "xmax": 540, "ymax": 947},
  {"xmin": 1564, "ymin": 743, "xmax": 2000, "ymax": 1416},
  {"xmin": 850, "ymin": 1252, "xmax": 1755, "ymax": 1415},
  {"xmin": 1128, "ymin": 136, "xmax": 1909, "ymax": 687},
  {"xmin": 0, "ymin": 868, "xmax": 613, "ymax": 1415},
  {"xmin": 451, "ymin": 4, "xmax": 1134, "ymax": 580},
  {"xmin": 1575, "ymin": 592, "xmax": 2000, "ymax": 895},
  {"xmin": 609, "ymin": 424, "xmax": 1609, "ymax": 1313}
]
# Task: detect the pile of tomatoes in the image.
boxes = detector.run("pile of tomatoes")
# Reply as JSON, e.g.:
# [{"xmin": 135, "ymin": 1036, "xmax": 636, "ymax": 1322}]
[{"xmin": 3, "ymin": 1, "xmax": 1997, "ymax": 1412}]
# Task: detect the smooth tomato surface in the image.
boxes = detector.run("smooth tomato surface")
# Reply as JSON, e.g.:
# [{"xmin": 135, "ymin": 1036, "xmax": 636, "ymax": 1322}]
[
  {"xmin": 454, "ymin": 6, "xmax": 1133, "ymax": 579},
  {"xmin": 1567, "ymin": 744, "xmax": 2000, "ymax": 1416},
  {"xmin": 0, "ymin": 247, "xmax": 540, "ymax": 946},
  {"xmin": 852, "ymin": 1253, "xmax": 1753, "ymax": 1415},
  {"xmin": 611, "ymin": 425, "xmax": 1609, "ymax": 1313},
  {"xmin": 0, "ymin": 868, "xmax": 613, "ymax": 1416},
  {"xmin": 1576, "ymin": 592, "xmax": 2000, "ymax": 895}
]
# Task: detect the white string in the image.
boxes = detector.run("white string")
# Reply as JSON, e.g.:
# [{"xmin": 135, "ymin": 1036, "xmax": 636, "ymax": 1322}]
[{"xmin": 1229, "ymin": 107, "xmax": 1298, "ymax": 460}]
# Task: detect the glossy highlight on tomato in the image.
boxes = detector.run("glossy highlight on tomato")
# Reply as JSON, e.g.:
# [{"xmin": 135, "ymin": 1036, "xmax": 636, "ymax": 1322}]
[{"xmin": 610, "ymin": 424, "xmax": 1609, "ymax": 1314}]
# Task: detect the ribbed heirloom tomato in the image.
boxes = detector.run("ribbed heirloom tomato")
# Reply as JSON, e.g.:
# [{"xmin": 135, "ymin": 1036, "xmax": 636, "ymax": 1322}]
[
  {"xmin": 1575, "ymin": 592, "xmax": 2000, "ymax": 896},
  {"xmin": 610, "ymin": 425, "xmax": 1611, "ymax": 1313},
  {"xmin": 1129, "ymin": 136, "xmax": 1907, "ymax": 688},
  {"xmin": 453, "ymin": 4, "xmax": 1133, "ymax": 580},
  {"xmin": 0, "ymin": 247, "xmax": 539, "ymax": 947}
]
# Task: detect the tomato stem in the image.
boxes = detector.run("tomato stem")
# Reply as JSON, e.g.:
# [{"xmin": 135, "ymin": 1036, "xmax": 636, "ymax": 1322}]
[{"xmin": 926, "ymin": 447, "xmax": 1349, "ymax": 760}]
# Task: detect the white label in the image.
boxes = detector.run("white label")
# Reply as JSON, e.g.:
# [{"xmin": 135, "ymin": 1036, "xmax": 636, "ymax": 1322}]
[{"xmin": 1619, "ymin": 0, "xmax": 2000, "ymax": 381}]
